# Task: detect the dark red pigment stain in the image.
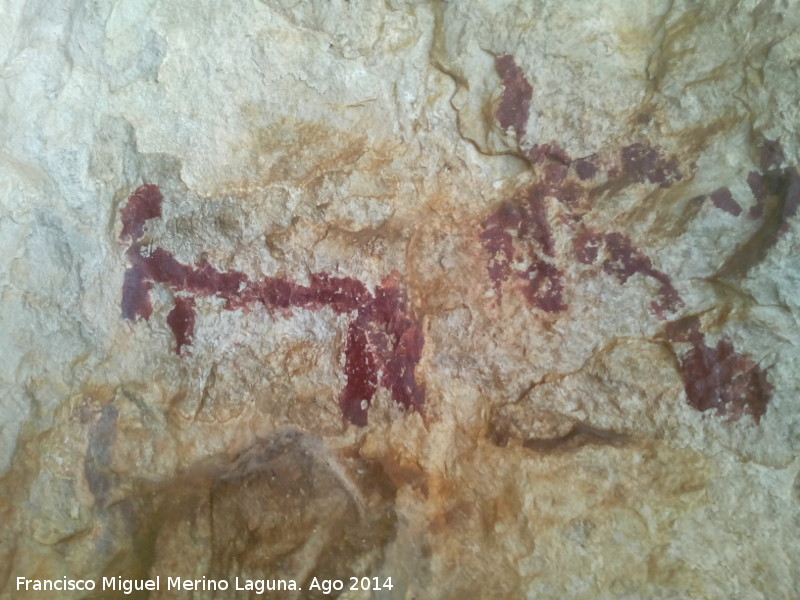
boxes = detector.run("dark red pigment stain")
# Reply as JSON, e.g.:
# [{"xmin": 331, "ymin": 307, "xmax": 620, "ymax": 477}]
[
  {"xmin": 120, "ymin": 183, "xmax": 162, "ymax": 241},
  {"xmin": 119, "ymin": 184, "xmax": 424, "ymax": 426},
  {"xmin": 573, "ymin": 226, "xmax": 602, "ymax": 265},
  {"xmin": 783, "ymin": 168, "xmax": 800, "ymax": 233},
  {"xmin": 689, "ymin": 188, "xmax": 743, "ymax": 217},
  {"xmin": 519, "ymin": 258, "xmax": 567, "ymax": 313},
  {"xmin": 574, "ymin": 158, "xmax": 598, "ymax": 181},
  {"xmin": 759, "ymin": 139, "xmax": 785, "ymax": 172},
  {"xmin": 121, "ymin": 265, "xmax": 154, "ymax": 321},
  {"xmin": 573, "ymin": 225, "xmax": 683, "ymax": 316},
  {"xmin": 708, "ymin": 187, "xmax": 742, "ymax": 216},
  {"xmin": 666, "ymin": 317, "xmax": 773, "ymax": 423},
  {"xmin": 480, "ymin": 185, "xmax": 565, "ymax": 311},
  {"xmin": 167, "ymin": 296, "xmax": 195, "ymax": 355},
  {"xmin": 496, "ymin": 54, "xmax": 533, "ymax": 137},
  {"xmin": 483, "ymin": 55, "xmax": 687, "ymax": 319},
  {"xmin": 494, "ymin": 56, "xmax": 683, "ymax": 187},
  {"xmin": 480, "ymin": 174, "xmax": 683, "ymax": 317},
  {"xmin": 482, "ymin": 55, "xmax": 780, "ymax": 426},
  {"xmin": 620, "ymin": 143, "xmax": 682, "ymax": 188},
  {"xmin": 494, "ymin": 56, "xmax": 573, "ymax": 168},
  {"xmin": 344, "ymin": 274, "xmax": 425, "ymax": 426},
  {"xmin": 525, "ymin": 142, "xmax": 572, "ymax": 166},
  {"xmin": 602, "ymin": 233, "xmax": 683, "ymax": 318}
]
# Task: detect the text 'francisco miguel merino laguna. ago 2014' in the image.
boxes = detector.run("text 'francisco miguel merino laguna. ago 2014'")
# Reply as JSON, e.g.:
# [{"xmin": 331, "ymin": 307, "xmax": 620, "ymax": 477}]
[{"xmin": 16, "ymin": 575, "xmax": 395, "ymax": 595}]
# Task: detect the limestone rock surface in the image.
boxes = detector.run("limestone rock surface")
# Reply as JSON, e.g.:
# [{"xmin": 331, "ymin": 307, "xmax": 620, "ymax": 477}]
[{"xmin": 2, "ymin": 1, "xmax": 800, "ymax": 599}]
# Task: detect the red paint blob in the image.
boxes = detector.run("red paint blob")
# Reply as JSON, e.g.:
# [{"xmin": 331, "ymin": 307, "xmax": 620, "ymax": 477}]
[
  {"xmin": 121, "ymin": 263, "xmax": 153, "ymax": 321},
  {"xmin": 759, "ymin": 139, "xmax": 785, "ymax": 171},
  {"xmin": 496, "ymin": 54, "xmax": 533, "ymax": 138},
  {"xmin": 341, "ymin": 277, "xmax": 425, "ymax": 423},
  {"xmin": 574, "ymin": 159, "xmax": 598, "ymax": 181},
  {"xmin": 573, "ymin": 226, "xmax": 602, "ymax": 265},
  {"xmin": 667, "ymin": 318, "xmax": 772, "ymax": 423},
  {"xmin": 120, "ymin": 184, "xmax": 162, "ymax": 241},
  {"xmin": 709, "ymin": 187, "xmax": 742, "ymax": 216},
  {"xmin": 484, "ymin": 55, "xmax": 686, "ymax": 319},
  {"xmin": 480, "ymin": 221, "xmax": 514, "ymax": 299},
  {"xmin": 340, "ymin": 323, "xmax": 378, "ymax": 426},
  {"xmin": 780, "ymin": 167, "xmax": 800, "ymax": 234},
  {"xmin": 167, "ymin": 296, "xmax": 196, "ymax": 355}
]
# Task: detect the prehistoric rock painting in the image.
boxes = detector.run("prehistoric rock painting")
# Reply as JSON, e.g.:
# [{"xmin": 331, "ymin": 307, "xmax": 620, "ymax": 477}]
[
  {"xmin": 486, "ymin": 54, "xmax": 777, "ymax": 422},
  {"xmin": 119, "ymin": 184, "xmax": 424, "ymax": 426},
  {"xmin": 484, "ymin": 54, "xmax": 684, "ymax": 318}
]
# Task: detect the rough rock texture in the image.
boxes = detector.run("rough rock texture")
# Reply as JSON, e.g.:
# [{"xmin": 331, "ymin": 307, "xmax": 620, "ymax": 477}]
[{"xmin": 2, "ymin": 1, "xmax": 800, "ymax": 598}]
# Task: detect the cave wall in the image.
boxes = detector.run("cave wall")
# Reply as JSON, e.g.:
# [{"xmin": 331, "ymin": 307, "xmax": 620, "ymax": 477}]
[{"xmin": 2, "ymin": 1, "xmax": 800, "ymax": 598}]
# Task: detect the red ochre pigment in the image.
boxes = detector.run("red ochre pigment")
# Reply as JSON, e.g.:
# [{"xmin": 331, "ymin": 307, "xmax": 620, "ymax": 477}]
[
  {"xmin": 601, "ymin": 232, "xmax": 682, "ymax": 318},
  {"xmin": 480, "ymin": 185, "xmax": 563, "ymax": 310},
  {"xmin": 485, "ymin": 55, "xmax": 693, "ymax": 319},
  {"xmin": 666, "ymin": 317, "xmax": 773, "ymax": 423},
  {"xmin": 166, "ymin": 296, "xmax": 196, "ymax": 356},
  {"xmin": 495, "ymin": 54, "xmax": 533, "ymax": 138},
  {"xmin": 119, "ymin": 184, "xmax": 424, "ymax": 426},
  {"xmin": 619, "ymin": 142, "xmax": 682, "ymax": 188},
  {"xmin": 488, "ymin": 53, "xmax": 778, "ymax": 422},
  {"xmin": 709, "ymin": 187, "xmax": 742, "ymax": 216}
]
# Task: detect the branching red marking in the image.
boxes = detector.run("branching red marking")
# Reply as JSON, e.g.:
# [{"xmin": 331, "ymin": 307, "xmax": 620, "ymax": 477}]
[
  {"xmin": 480, "ymin": 185, "xmax": 566, "ymax": 311},
  {"xmin": 483, "ymin": 54, "xmax": 689, "ymax": 319},
  {"xmin": 484, "ymin": 55, "xmax": 782, "ymax": 427},
  {"xmin": 666, "ymin": 317, "xmax": 773, "ymax": 423},
  {"xmin": 119, "ymin": 184, "xmax": 424, "ymax": 426},
  {"xmin": 602, "ymin": 233, "xmax": 683, "ymax": 318},
  {"xmin": 479, "ymin": 210, "xmax": 515, "ymax": 298},
  {"xmin": 518, "ymin": 258, "xmax": 567, "ymax": 313}
]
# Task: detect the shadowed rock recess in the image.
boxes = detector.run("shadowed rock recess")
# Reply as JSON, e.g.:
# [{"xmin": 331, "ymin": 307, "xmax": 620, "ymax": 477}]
[{"xmin": 1, "ymin": 1, "xmax": 799, "ymax": 599}]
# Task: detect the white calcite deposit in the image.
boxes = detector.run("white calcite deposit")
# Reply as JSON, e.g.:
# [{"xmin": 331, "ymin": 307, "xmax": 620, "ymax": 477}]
[{"xmin": 2, "ymin": 1, "xmax": 799, "ymax": 598}]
